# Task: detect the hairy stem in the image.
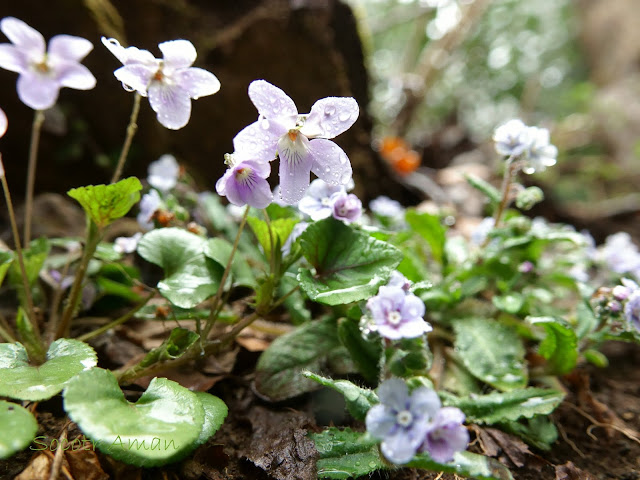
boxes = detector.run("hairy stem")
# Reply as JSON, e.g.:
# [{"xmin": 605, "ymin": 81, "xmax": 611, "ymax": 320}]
[
  {"xmin": 0, "ymin": 155, "xmax": 40, "ymax": 345},
  {"xmin": 492, "ymin": 155, "xmax": 518, "ymax": 229},
  {"xmin": 111, "ymin": 93, "xmax": 141, "ymax": 184},
  {"xmin": 202, "ymin": 205, "xmax": 250, "ymax": 339},
  {"xmin": 56, "ymin": 221, "xmax": 102, "ymax": 339},
  {"xmin": 24, "ymin": 110, "xmax": 45, "ymax": 245}
]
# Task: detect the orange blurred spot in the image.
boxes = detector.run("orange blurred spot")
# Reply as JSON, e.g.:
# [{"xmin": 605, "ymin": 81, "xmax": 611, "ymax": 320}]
[{"xmin": 378, "ymin": 136, "xmax": 421, "ymax": 175}]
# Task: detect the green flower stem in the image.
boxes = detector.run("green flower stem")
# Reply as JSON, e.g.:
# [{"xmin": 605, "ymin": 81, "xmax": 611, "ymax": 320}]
[
  {"xmin": 492, "ymin": 154, "xmax": 518, "ymax": 229},
  {"xmin": 44, "ymin": 258, "xmax": 72, "ymax": 344},
  {"xmin": 56, "ymin": 221, "xmax": 103, "ymax": 339},
  {"xmin": 76, "ymin": 290, "xmax": 155, "ymax": 342},
  {"xmin": 110, "ymin": 93, "xmax": 141, "ymax": 184},
  {"xmin": 116, "ymin": 285, "xmax": 300, "ymax": 384},
  {"xmin": 0, "ymin": 155, "xmax": 41, "ymax": 347},
  {"xmin": 202, "ymin": 205, "xmax": 250, "ymax": 340},
  {"xmin": 262, "ymin": 208, "xmax": 276, "ymax": 274},
  {"xmin": 0, "ymin": 312, "xmax": 16, "ymax": 342},
  {"xmin": 23, "ymin": 110, "xmax": 45, "ymax": 245}
]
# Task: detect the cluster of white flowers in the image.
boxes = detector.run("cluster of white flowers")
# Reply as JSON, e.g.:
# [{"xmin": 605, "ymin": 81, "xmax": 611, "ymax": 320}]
[{"xmin": 493, "ymin": 119, "xmax": 558, "ymax": 174}]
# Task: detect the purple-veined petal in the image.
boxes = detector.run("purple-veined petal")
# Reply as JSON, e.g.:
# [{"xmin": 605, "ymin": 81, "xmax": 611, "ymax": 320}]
[
  {"xmin": 0, "ymin": 107, "xmax": 7, "ymax": 138},
  {"xmin": 49, "ymin": 34, "xmax": 93, "ymax": 61},
  {"xmin": 301, "ymin": 96, "xmax": 359, "ymax": 139},
  {"xmin": 381, "ymin": 431, "xmax": 419, "ymax": 465},
  {"xmin": 159, "ymin": 39, "xmax": 196, "ymax": 69},
  {"xmin": 377, "ymin": 378, "xmax": 409, "ymax": 412},
  {"xmin": 217, "ymin": 161, "xmax": 273, "ymax": 209},
  {"xmin": 233, "ymin": 118, "xmax": 284, "ymax": 163},
  {"xmin": 0, "ymin": 17, "xmax": 45, "ymax": 60},
  {"xmin": 215, "ymin": 167, "xmax": 235, "ymax": 197},
  {"xmin": 0, "ymin": 44, "xmax": 27, "ymax": 73},
  {"xmin": 114, "ymin": 64, "xmax": 154, "ymax": 95},
  {"xmin": 55, "ymin": 61, "xmax": 96, "ymax": 90},
  {"xmin": 17, "ymin": 72, "xmax": 60, "ymax": 110},
  {"xmin": 365, "ymin": 404, "xmax": 397, "ymax": 439},
  {"xmin": 277, "ymin": 133, "xmax": 312, "ymax": 204},
  {"xmin": 176, "ymin": 67, "xmax": 220, "ymax": 99},
  {"xmin": 101, "ymin": 37, "xmax": 157, "ymax": 66},
  {"xmin": 308, "ymin": 138, "xmax": 352, "ymax": 186},
  {"xmin": 248, "ymin": 79, "xmax": 297, "ymax": 126},
  {"xmin": 148, "ymin": 81, "xmax": 192, "ymax": 130}
]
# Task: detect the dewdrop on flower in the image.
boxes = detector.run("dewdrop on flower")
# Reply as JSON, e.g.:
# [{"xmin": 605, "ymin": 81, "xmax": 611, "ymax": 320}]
[{"xmin": 0, "ymin": 17, "xmax": 96, "ymax": 110}]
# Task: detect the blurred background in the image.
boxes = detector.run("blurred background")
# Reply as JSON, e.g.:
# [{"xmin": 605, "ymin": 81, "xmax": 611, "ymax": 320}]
[{"xmin": 0, "ymin": 0, "xmax": 638, "ymax": 239}]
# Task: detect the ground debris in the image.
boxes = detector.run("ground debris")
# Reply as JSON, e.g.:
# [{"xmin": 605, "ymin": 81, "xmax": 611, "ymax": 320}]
[{"xmin": 554, "ymin": 461, "xmax": 598, "ymax": 480}]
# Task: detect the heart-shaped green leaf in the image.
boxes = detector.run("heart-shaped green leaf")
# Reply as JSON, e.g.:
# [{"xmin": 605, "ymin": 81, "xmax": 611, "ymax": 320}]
[
  {"xmin": 204, "ymin": 237, "xmax": 256, "ymax": 288},
  {"xmin": 67, "ymin": 177, "xmax": 142, "ymax": 229},
  {"xmin": 0, "ymin": 339, "xmax": 97, "ymax": 401},
  {"xmin": 137, "ymin": 228, "xmax": 223, "ymax": 308},
  {"xmin": 194, "ymin": 391, "xmax": 228, "ymax": 445},
  {"xmin": 63, "ymin": 368, "xmax": 206, "ymax": 467},
  {"xmin": 297, "ymin": 218, "xmax": 403, "ymax": 305},
  {"xmin": 0, "ymin": 400, "xmax": 38, "ymax": 459}
]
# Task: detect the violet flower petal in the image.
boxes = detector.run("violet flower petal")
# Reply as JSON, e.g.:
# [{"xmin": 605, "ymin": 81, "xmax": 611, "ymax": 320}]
[
  {"xmin": 365, "ymin": 404, "xmax": 397, "ymax": 439},
  {"xmin": 114, "ymin": 64, "xmax": 154, "ymax": 96},
  {"xmin": 233, "ymin": 119, "xmax": 284, "ymax": 163},
  {"xmin": 158, "ymin": 39, "xmax": 196, "ymax": 69},
  {"xmin": 381, "ymin": 431, "xmax": 419, "ymax": 465},
  {"xmin": 277, "ymin": 134, "xmax": 312, "ymax": 204},
  {"xmin": 55, "ymin": 61, "xmax": 96, "ymax": 90},
  {"xmin": 377, "ymin": 377, "xmax": 409, "ymax": 412},
  {"xmin": 248, "ymin": 79, "xmax": 298, "ymax": 125},
  {"xmin": 0, "ymin": 44, "xmax": 27, "ymax": 72},
  {"xmin": 148, "ymin": 81, "xmax": 192, "ymax": 130},
  {"xmin": 308, "ymin": 138, "xmax": 352, "ymax": 186},
  {"xmin": 49, "ymin": 34, "xmax": 93, "ymax": 62},
  {"xmin": 0, "ymin": 17, "xmax": 44, "ymax": 59},
  {"xmin": 176, "ymin": 67, "xmax": 220, "ymax": 99},
  {"xmin": 301, "ymin": 96, "xmax": 359, "ymax": 139},
  {"xmin": 17, "ymin": 73, "xmax": 60, "ymax": 110}
]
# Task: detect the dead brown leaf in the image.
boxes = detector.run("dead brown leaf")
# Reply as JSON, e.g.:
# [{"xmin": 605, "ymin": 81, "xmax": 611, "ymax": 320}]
[
  {"xmin": 554, "ymin": 461, "xmax": 598, "ymax": 480},
  {"xmin": 65, "ymin": 446, "xmax": 109, "ymax": 480}
]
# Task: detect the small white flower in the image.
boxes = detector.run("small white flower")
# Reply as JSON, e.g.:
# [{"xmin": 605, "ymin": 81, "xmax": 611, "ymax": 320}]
[
  {"xmin": 493, "ymin": 119, "xmax": 531, "ymax": 157},
  {"xmin": 114, "ymin": 232, "xmax": 143, "ymax": 254},
  {"xmin": 523, "ymin": 126, "xmax": 557, "ymax": 174},
  {"xmin": 148, "ymin": 154, "xmax": 180, "ymax": 192}
]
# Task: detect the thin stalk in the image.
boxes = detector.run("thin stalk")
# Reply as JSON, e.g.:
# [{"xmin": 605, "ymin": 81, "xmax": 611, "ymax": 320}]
[
  {"xmin": 492, "ymin": 155, "xmax": 517, "ymax": 229},
  {"xmin": 111, "ymin": 93, "xmax": 141, "ymax": 184},
  {"xmin": 44, "ymin": 259, "xmax": 72, "ymax": 344},
  {"xmin": 202, "ymin": 205, "xmax": 250, "ymax": 339},
  {"xmin": 0, "ymin": 323, "xmax": 15, "ymax": 342},
  {"xmin": 56, "ymin": 222, "xmax": 102, "ymax": 339},
  {"xmin": 262, "ymin": 208, "xmax": 276, "ymax": 274},
  {"xmin": 24, "ymin": 110, "xmax": 45, "ymax": 245},
  {"xmin": 0, "ymin": 155, "xmax": 40, "ymax": 342},
  {"xmin": 76, "ymin": 291, "xmax": 155, "ymax": 342}
]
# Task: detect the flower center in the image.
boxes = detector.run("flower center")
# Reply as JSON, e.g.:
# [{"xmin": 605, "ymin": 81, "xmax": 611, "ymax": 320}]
[
  {"xmin": 35, "ymin": 61, "xmax": 50, "ymax": 74},
  {"xmin": 278, "ymin": 129, "xmax": 310, "ymax": 166},
  {"xmin": 153, "ymin": 69, "xmax": 165, "ymax": 82},
  {"xmin": 387, "ymin": 311, "xmax": 402, "ymax": 326},
  {"xmin": 234, "ymin": 167, "xmax": 252, "ymax": 182},
  {"xmin": 288, "ymin": 130, "xmax": 298, "ymax": 142},
  {"xmin": 396, "ymin": 410, "xmax": 413, "ymax": 427},
  {"xmin": 321, "ymin": 197, "xmax": 332, "ymax": 206}
]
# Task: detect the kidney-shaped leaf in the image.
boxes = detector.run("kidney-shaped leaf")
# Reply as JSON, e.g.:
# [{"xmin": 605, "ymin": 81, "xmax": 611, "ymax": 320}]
[
  {"xmin": 0, "ymin": 400, "xmax": 38, "ymax": 459},
  {"xmin": 63, "ymin": 368, "xmax": 207, "ymax": 467},
  {"xmin": 0, "ymin": 339, "xmax": 97, "ymax": 401},
  {"xmin": 137, "ymin": 228, "xmax": 223, "ymax": 308},
  {"xmin": 298, "ymin": 218, "xmax": 403, "ymax": 305}
]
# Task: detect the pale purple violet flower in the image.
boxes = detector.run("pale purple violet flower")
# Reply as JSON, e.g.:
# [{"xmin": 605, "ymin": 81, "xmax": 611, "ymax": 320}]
[
  {"xmin": 102, "ymin": 37, "xmax": 220, "ymax": 130},
  {"xmin": 420, "ymin": 407, "xmax": 469, "ymax": 463},
  {"xmin": 0, "ymin": 17, "xmax": 96, "ymax": 110},
  {"xmin": 233, "ymin": 80, "xmax": 358, "ymax": 204},
  {"xmin": 331, "ymin": 191, "xmax": 362, "ymax": 224},
  {"xmin": 0, "ymin": 106, "xmax": 6, "ymax": 138},
  {"xmin": 613, "ymin": 278, "xmax": 639, "ymax": 301},
  {"xmin": 137, "ymin": 189, "xmax": 162, "ymax": 231},
  {"xmin": 298, "ymin": 179, "xmax": 346, "ymax": 220},
  {"xmin": 493, "ymin": 119, "xmax": 531, "ymax": 157},
  {"xmin": 114, "ymin": 232, "xmax": 143, "ymax": 254},
  {"xmin": 600, "ymin": 232, "xmax": 640, "ymax": 279},
  {"xmin": 387, "ymin": 271, "xmax": 411, "ymax": 291},
  {"xmin": 148, "ymin": 154, "xmax": 180, "ymax": 192},
  {"xmin": 215, "ymin": 154, "xmax": 273, "ymax": 209},
  {"xmin": 366, "ymin": 378, "xmax": 440, "ymax": 464},
  {"xmin": 366, "ymin": 286, "xmax": 431, "ymax": 340},
  {"xmin": 518, "ymin": 261, "xmax": 534, "ymax": 273},
  {"xmin": 522, "ymin": 126, "xmax": 557, "ymax": 174},
  {"xmin": 624, "ymin": 290, "xmax": 640, "ymax": 331},
  {"xmin": 370, "ymin": 196, "xmax": 404, "ymax": 218}
]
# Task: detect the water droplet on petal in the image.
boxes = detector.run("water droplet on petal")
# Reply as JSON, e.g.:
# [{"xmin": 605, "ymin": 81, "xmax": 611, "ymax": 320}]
[
  {"xmin": 340, "ymin": 173, "xmax": 350, "ymax": 183},
  {"xmin": 324, "ymin": 105, "xmax": 336, "ymax": 116},
  {"xmin": 339, "ymin": 154, "xmax": 347, "ymax": 165},
  {"xmin": 289, "ymin": 172, "xmax": 294, "ymax": 177},
  {"xmin": 324, "ymin": 167, "xmax": 330, "ymax": 173},
  {"xmin": 261, "ymin": 118, "xmax": 270, "ymax": 130},
  {"xmin": 339, "ymin": 112, "xmax": 351, "ymax": 122}
]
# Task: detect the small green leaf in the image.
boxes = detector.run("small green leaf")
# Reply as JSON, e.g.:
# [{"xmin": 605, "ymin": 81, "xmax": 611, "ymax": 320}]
[
  {"xmin": 312, "ymin": 427, "xmax": 512, "ymax": 480},
  {"xmin": 194, "ymin": 391, "xmax": 228, "ymax": 446},
  {"xmin": 0, "ymin": 339, "xmax": 97, "ymax": 401},
  {"xmin": 499, "ymin": 416, "xmax": 558, "ymax": 451},
  {"xmin": 0, "ymin": 400, "xmax": 38, "ymax": 459},
  {"xmin": 137, "ymin": 228, "xmax": 223, "ymax": 308},
  {"xmin": 247, "ymin": 216, "xmax": 298, "ymax": 260},
  {"xmin": 583, "ymin": 349, "xmax": 608, "ymax": 368},
  {"xmin": 405, "ymin": 210, "xmax": 446, "ymax": 264},
  {"xmin": 67, "ymin": 177, "xmax": 142, "ymax": 229},
  {"xmin": 204, "ymin": 237, "xmax": 256, "ymax": 288},
  {"xmin": 337, "ymin": 317, "xmax": 381, "ymax": 382},
  {"xmin": 386, "ymin": 337, "xmax": 432, "ymax": 378},
  {"xmin": 453, "ymin": 318, "xmax": 527, "ymax": 391},
  {"xmin": 255, "ymin": 317, "xmax": 342, "ymax": 401},
  {"xmin": 465, "ymin": 173, "xmax": 501, "ymax": 205},
  {"xmin": 440, "ymin": 388, "xmax": 565, "ymax": 424},
  {"xmin": 298, "ymin": 218, "xmax": 403, "ymax": 305},
  {"xmin": 529, "ymin": 317, "xmax": 578, "ymax": 375},
  {"xmin": 303, "ymin": 372, "xmax": 378, "ymax": 421},
  {"xmin": 63, "ymin": 368, "xmax": 205, "ymax": 467},
  {"xmin": 492, "ymin": 293, "xmax": 525, "ymax": 314}
]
